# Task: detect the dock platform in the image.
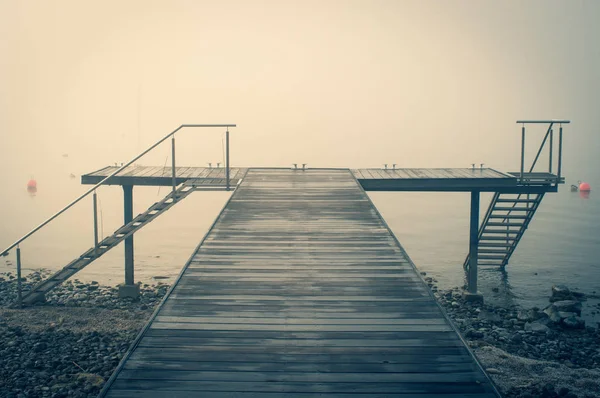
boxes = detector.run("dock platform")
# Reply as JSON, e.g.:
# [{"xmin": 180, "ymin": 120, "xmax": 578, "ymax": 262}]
[
  {"xmin": 100, "ymin": 169, "xmax": 500, "ymax": 397},
  {"xmin": 83, "ymin": 165, "xmax": 560, "ymax": 193}
]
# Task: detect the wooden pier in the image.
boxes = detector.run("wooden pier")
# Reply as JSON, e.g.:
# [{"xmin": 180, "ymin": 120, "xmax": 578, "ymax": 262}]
[
  {"xmin": 99, "ymin": 169, "xmax": 500, "ymax": 397},
  {"xmin": 3, "ymin": 121, "xmax": 569, "ymax": 396}
]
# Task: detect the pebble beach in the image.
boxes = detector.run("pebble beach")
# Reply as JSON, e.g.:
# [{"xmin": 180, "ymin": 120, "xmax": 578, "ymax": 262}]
[{"xmin": 1, "ymin": 270, "xmax": 599, "ymax": 397}]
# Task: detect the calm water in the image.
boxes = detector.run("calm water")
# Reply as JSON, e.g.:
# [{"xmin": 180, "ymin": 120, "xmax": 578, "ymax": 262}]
[{"xmin": 1, "ymin": 169, "xmax": 599, "ymax": 323}]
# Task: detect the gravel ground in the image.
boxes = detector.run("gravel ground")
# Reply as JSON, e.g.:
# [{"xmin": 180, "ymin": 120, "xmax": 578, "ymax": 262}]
[
  {"xmin": 2, "ymin": 269, "xmax": 600, "ymax": 398},
  {"xmin": 425, "ymin": 274, "xmax": 600, "ymax": 398},
  {"xmin": 0, "ymin": 270, "xmax": 168, "ymax": 398}
]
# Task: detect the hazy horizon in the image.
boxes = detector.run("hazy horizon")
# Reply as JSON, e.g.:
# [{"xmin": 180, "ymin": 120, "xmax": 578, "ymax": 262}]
[{"xmin": 2, "ymin": 0, "xmax": 599, "ymax": 186}]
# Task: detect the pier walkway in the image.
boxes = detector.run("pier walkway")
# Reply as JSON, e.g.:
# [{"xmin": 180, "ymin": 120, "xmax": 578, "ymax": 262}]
[{"xmin": 100, "ymin": 169, "xmax": 499, "ymax": 397}]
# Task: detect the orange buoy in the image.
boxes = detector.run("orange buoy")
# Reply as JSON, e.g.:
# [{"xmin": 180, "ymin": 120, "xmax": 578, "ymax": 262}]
[{"xmin": 579, "ymin": 182, "xmax": 591, "ymax": 192}]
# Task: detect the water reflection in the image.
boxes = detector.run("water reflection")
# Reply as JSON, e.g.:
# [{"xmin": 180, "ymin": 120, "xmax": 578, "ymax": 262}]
[{"xmin": 579, "ymin": 190, "xmax": 590, "ymax": 199}]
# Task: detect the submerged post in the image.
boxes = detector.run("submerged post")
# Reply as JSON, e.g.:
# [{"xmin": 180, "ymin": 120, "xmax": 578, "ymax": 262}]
[
  {"xmin": 16, "ymin": 246, "xmax": 22, "ymax": 307},
  {"xmin": 226, "ymin": 128, "xmax": 230, "ymax": 191},
  {"xmin": 464, "ymin": 191, "xmax": 483, "ymax": 302},
  {"xmin": 119, "ymin": 185, "xmax": 139, "ymax": 298},
  {"xmin": 557, "ymin": 125, "xmax": 563, "ymax": 184},
  {"xmin": 171, "ymin": 135, "xmax": 176, "ymax": 199},
  {"xmin": 93, "ymin": 190, "xmax": 99, "ymax": 254}
]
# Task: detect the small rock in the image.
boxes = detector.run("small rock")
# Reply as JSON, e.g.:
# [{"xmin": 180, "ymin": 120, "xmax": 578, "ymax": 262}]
[
  {"xmin": 563, "ymin": 316, "xmax": 585, "ymax": 329},
  {"xmin": 76, "ymin": 373, "xmax": 104, "ymax": 388},
  {"xmin": 552, "ymin": 300, "xmax": 582, "ymax": 316},
  {"xmin": 524, "ymin": 322, "xmax": 550, "ymax": 333},
  {"xmin": 551, "ymin": 284, "xmax": 574, "ymax": 301}
]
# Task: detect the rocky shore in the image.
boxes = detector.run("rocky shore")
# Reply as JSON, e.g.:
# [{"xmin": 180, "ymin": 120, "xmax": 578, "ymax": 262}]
[
  {"xmin": 2, "ymin": 269, "xmax": 600, "ymax": 397},
  {"xmin": 425, "ymin": 274, "xmax": 600, "ymax": 398},
  {"xmin": 0, "ymin": 270, "xmax": 169, "ymax": 397}
]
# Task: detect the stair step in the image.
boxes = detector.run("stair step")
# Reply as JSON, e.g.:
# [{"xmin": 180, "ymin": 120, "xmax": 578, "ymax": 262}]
[
  {"xmin": 116, "ymin": 225, "xmax": 134, "ymax": 231},
  {"xmin": 479, "ymin": 249, "xmax": 510, "ymax": 254},
  {"xmin": 482, "ymin": 229, "xmax": 519, "ymax": 234},
  {"xmin": 486, "ymin": 222, "xmax": 524, "ymax": 227},
  {"xmin": 466, "ymin": 259, "xmax": 504, "ymax": 265},
  {"xmin": 479, "ymin": 236, "xmax": 517, "ymax": 241},
  {"xmin": 478, "ymin": 254, "xmax": 506, "ymax": 260},
  {"xmin": 496, "ymin": 198, "xmax": 538, "ymax": 203},
  {"xmin": 493, "ymin": 207, "xmax": 533, "ymax": 211},
  {"xmin": 479, "ymin": 242, "xmax": 514, "ymax": 248},
  {"xmin": 489, "ymin": 214, "xmax": 529, "ymax": 219}
]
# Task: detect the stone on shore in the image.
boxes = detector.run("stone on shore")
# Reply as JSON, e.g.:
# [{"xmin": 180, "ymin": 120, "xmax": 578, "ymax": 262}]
[
  {"xmin": 551, "ymin": 284, "xmax": 574, "ymax": 301},
  {"xmin": 551, "ymin": 300, "xmax": 583, "ymax": 315},
  {"xmin": 0, "ymin": 270, "xmax": 171, "ymax": 397},
  {"xmin": 524, "ymin": 321, "xmax": 550, "ymax": 333},
  {"xmin": 433, "ymin": 284, "xmax": 600, "ymax": 398}
]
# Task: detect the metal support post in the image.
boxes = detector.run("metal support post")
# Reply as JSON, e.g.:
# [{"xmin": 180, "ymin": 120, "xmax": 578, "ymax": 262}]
[
  {"xmin": 549, "ymin": 129, "xmax": 553, "ymax": 174},
  {"xmin": 467, "ymin": 191, "xmax": 480, "ymax": 295},
  {"xmin": 171, "ymin": 136, "xmax": 176, "ymax": 199},
  {"xmin": 123, "ymin": 185, "xmax": 134, "ymax": 286},
  {"xmin": 93, "ymin": 190, "xmax": 99, "ymax": 254},
  {"xmin": 16, "ymin": 246, "xmax": 22, "ymax": 307},
  {"xmin": 225, "ymin": 129, "xmax": 230, "ymax": 191},
  {"xmin": 557, "ymin": 125, "xmax": 563, "ymax": 183},
  {"xmin": 520, "ymin": 125, "xmax": 525, "ymax": 182}
]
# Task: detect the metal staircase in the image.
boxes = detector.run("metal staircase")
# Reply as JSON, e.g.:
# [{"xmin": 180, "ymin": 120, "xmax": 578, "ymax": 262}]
[
  {"xmin": 464, "ymin": 192, "xmax": 545, "ymax": 270},
  {"xmin": 21, "ymin": 183, "xmax": 200, "ymax": 304}
]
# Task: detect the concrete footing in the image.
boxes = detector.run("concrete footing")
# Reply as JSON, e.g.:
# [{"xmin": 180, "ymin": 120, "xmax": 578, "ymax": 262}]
[
  {"xmin": 118, "ymin": 283, "xmax": 140, "ymax": 298},
  {"xmin": 462, "ymin": 291, "xmax": 484, "ymax": 303}
]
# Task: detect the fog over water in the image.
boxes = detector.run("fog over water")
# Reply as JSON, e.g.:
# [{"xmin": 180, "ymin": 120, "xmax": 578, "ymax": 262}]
[{"xmin": 1, "ymin": 1, "xmax": 599, "ymax": 319}]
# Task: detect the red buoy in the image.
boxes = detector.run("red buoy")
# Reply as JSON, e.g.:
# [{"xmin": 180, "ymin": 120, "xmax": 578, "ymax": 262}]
[
  {"xmin": 579, "ymin": 182, "xmax": 591, "ymax": 192},
  {"xmin": 27, "ymin": 179, "xmax": 37, "ymax": 195}
]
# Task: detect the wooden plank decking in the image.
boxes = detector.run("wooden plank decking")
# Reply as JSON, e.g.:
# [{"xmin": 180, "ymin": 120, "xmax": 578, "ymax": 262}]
[
  {"xmin": 82, "ymin": 165, "xmax": 559, "ymax": 193},
  {"xmin": 82, "ymin": 166, "xmax": 248, "ymax": 186},
  {"xmin": 100, "ymin": 169, "xmax": 499, "ymax": 397}
]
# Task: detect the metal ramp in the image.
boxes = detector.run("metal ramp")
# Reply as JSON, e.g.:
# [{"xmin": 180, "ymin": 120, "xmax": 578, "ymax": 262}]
[
  {"xmin": 464, "ymin": 192, "xmax": 544, "ymax": 270},
  {"xmin": 21, "ymin": 182, "xmax": 203, "ymax": 304}
]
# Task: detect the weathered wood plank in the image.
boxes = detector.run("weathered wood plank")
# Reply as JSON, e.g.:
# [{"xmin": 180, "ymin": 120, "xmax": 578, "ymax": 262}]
[
  {"xmin": 107, "ymin": 392, "xmax": 497, "ymax": 398},
  {"xmin": 108, "ymin": 379, "xmax": 493, "ymax": 394},
  {"xmin": 100, "ymin": 169, "xmax": 499, "ymax": 397}
]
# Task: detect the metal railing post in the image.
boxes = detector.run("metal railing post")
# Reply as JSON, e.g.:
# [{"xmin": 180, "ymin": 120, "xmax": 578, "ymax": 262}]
[
  {"xmin": 171, "ymin": 135, "xmax": 176, "ymax": 199},
  {"xmin": 467, "ymin": 191, "xmax": 480, "ymax": 294},
  {"xmin": 93, "ymin": 191, "xmax": 99, "ymax": 254},
  {"xmin": 520, "ymin": 125, "xmax": 525, "ymax": 183},
  {"xmin": 549, "ymin": 128, "xmax": 553, "ymax": 174},
  {"xmin": 226, "ymin": 128, "xmax": 230, "ymax": 191},
  {"xmin": 16, "ymin": 246, "xmax": 22, "ymax": 307},
  {"xmin": 557, "ymin": 125, "xmax": 563, "ymax": 184}
]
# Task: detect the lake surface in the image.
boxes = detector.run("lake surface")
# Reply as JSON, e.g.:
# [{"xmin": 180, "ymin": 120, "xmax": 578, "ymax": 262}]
[{"xmin": 1, "ymin": 168, "xmax": 599, "ymax": 323}]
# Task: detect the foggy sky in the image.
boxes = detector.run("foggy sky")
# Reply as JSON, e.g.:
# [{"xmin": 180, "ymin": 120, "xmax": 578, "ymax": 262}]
[{"xmin": 2, "ymin": 0, "xmax": 599, "ymax": 183}]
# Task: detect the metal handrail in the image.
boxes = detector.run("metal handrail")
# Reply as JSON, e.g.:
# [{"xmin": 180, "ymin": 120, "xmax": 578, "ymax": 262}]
[
  {"xmin": 516, "ymin": 120, "xmax": 571, "ymax": 124},
  {"xmin": 517, "ymin": 119, "xmax": 570, "ymax": 184},
  {"xmin": 0, "ymin": 123, "xmax": 235, "ymax": 257}
]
